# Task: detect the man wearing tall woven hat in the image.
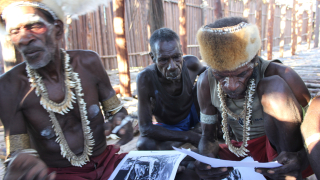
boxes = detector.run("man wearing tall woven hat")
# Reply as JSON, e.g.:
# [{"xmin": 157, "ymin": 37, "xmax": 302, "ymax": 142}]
[
  {"xmin": 0, "ymin": 0, "xmax": 133, "ymax": 179},
  {"xmin": 195, "ymin": 17, "xmax": 313, "ymax": 179}
]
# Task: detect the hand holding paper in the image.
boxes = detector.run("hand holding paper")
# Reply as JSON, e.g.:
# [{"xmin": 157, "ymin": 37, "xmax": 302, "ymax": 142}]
[{"xmin": 173, "ymin": 147, "xmax": 282, "ymax": 168}]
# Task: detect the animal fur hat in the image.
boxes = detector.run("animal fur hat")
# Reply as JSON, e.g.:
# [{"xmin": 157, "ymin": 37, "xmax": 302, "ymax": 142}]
[
  {"xmin": 0, "ymin": 0, "xmax": 111, "ymax": 36},
  {"xmin": 196, "ymin": 22, "xmax": 261, "ymax": 71}
]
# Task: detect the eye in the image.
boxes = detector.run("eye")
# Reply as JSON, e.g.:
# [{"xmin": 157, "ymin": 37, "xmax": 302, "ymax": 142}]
[
  {"xmin": 10, "ymin": 28, "xmax": 20, "ymax": 35},
  {"xmin": 157, "ymin": 58, "xmax": 167, "ymax": 63},
  {"xmin": 28, "ymin": 23, "xmax": 47, "ymax": 34},
  {"xmin": 237, "ymin": 71, "xmax": 247, "ymax": 77},
  {"xmin": 173, "ymin": 55, "xmax": 181, "ymax": 60},
  {"xmin": 213, "ymin": 73, "xmax": 223, "ymax": 80}
]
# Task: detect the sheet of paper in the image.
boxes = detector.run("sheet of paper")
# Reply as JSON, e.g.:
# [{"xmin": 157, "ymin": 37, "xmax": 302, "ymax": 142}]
[
  {"xmin": 108, "ymin": 150, "xmax": 186, "ymax": 180},
  {"xmin": 173, "ymin": 147, "xmax": 282, "ymax": 168},
  {"xmin": 222, "ymin": 157, "xmax": 267, "ymax": 180}
]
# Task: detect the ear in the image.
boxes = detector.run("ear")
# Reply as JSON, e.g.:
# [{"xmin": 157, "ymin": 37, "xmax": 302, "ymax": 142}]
[
  {"xmin": 149, "ymin": 52, "xmax": 156, "ymax": 62},
  {"xmin": 54, "ymin": 20, "xmax": 64, "ymax": 40}
]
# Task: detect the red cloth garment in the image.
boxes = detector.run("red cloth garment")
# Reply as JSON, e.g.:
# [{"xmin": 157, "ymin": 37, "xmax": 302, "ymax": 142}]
[
  {"xmin": 48, "ymin": 145, "xmax": 126, "ymax": 180},
  {"xmin": 218, "ymin": 135, "xmax": 313, "ymax": 178}
]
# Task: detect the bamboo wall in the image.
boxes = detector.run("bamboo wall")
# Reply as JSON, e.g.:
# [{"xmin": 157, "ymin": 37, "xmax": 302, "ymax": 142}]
[{"xmin": 67, "ymin": 0, "xmax": 314, "ymax": 70}]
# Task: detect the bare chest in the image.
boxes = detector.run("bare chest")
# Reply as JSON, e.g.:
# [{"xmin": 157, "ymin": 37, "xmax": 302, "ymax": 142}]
[
  {"xmin": 160, "ymin": 81, "xmax": 183, "ymax": 96},
  {"xmin": 20, "ymin": 75, "xmax": 103, "ymax": 139}
]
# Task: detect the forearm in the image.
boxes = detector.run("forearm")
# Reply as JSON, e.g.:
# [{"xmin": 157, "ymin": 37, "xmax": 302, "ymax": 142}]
[
  {"xmin": 307, "ymin": 141, "xmax": 320, "ymax": 179},
  {"xmin": 198, "ymin": 135, "xmax": 219, "ymax": 157},
  {"xmin": 140, "ymin": 125, "xmax": 196, "ymax": 142},
  {"xmin": 297, "ymin": 147, "xmax": 310, "ymax": 172}
]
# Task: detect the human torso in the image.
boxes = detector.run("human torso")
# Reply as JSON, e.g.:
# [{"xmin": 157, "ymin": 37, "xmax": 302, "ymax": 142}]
[
  {"xmin": 146, "ymin": 63, "xmax": 195, "ymax": 125},
  {"xmin": 15, "ymin": 50, "xmax": 107, "ymax": 167},
  {"xmin": 208, "ymin": 58, "xmax": 276, "ymax": 141}
]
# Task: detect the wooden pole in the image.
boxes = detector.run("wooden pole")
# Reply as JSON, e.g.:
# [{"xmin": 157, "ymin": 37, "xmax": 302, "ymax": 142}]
[
  {"xmin": 267, "ymin": 0, "xmax": 275, "ymax": 60},
  {"xmin": 113, "ymin": 0, "xmax": 131, "ymax": 97},
  {"xmin": 256, "ymin": 0, "xmax": 262, "ymax": 56},
  {"xmin": 314, "ymin": 0, "xmax": 320, "ymax": 48},
  {"xmin": 243, "ymin": 0, "xmax": 251, "ymax": 18},
  {"xmin": 308, "ymin": 3, "xmax": 313, "ymax": 49},
  {"xmin": 291, "ymin": 0, "xmax": 297, "ymax": 55},
  {"xmin": 279, "ymin": 5, "xmax": 287, "ymax": 57},
  {"xmin": 297, "ymin": 3, "xmax": 303, "ymax": 46},
  {"xmin": 223, "ymin": 0, "xmax": 229, "ymax": 17},
  {"xmin": 214, "ymin": 0, "xmax": 223, "ymax": 19},
  {"xmin": 201, "ymin": 0, "xmax": 208, "ymax": 25},
  {"xmin": 179, "ymin": 0, "xmax": 187, "ymax": 55},
  {"xmin": 148, "ymin": 0, "xmax": 164, "ymax": 34},
  {"xmin": 0, "ymin": 42, "xmax": 3, "ymax": 74}
]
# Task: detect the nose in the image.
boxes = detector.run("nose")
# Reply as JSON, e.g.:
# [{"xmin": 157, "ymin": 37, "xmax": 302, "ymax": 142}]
[
  {"xmin": 17, "ymin": 29, "xmax": 35, "ymax": 47},
  {"xmin": 167, "ymin": 59, "xmax": 177, "ymax": 71},
  {"xmin": 224, "ymin": 77, "xmax": 239, "ymax": 92}
]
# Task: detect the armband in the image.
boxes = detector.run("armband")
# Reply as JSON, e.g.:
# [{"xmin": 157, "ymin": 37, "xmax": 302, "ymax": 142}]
[
  {"xmin": 305, "ymin": 133, "xmax": 320, "ymax": 148},
  {"xmin": 200, "ymin": 112, "xmax": 218, "ymax": 124},
  {"xmin": 5, "ymin": 134, "xmax": 31, "ymax": 156},
  {"xmin": 102, "ymin": 95, "xmax": 123, "ymax": 119}
]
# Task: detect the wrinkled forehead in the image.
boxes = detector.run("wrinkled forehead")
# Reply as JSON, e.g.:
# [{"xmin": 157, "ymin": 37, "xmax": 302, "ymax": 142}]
[
  {"xmin": 155, "ymin": 39, "xmax": 181, "ymax": 54},
  {"xmin": 212, "ymin": 61, "xmax": 254, "ymax": 76},
  {"xmin": 4, "ymin": 6, "xmax": 48, "ymax": 31}
]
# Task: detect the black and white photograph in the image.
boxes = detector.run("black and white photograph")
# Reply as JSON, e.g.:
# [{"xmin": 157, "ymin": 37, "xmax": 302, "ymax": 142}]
[
  {"xmin": 222, "ymin": 157, "xmax": 266, "ymax": 180},
  {"xmin": 108, "ymin": 151, "xmax": 186, "ymax": 180},
  {"xmin": 223, "ymin": 169, "xmax": 243, "ymax": 180}
]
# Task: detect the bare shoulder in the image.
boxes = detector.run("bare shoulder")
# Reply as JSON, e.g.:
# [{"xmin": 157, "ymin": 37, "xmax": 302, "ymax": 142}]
[
  {"xmin": 265, "ymin": 61, "xmax": 296, "ymax": 77},
  {"xmin": 0, "ymin": 63, "xmax": 29, "ymax": 114},
  {"xmin": 183, "ymin": 55, "xmax": 205, "ymax": 74},
  {"xmin": 0, "ymin": 62, "xmax": 28, "ymax": 95},
  {"xmin": 265, "ymin": 61, "xmax": 310, "ymax": 105},
  {"xmin": 67, "ymin": 50, "xmax": 101, "ymax": 68},
  {"xmin": 136, "ymin": 66, "xmax": 153, "ymax": 92},
  {"xmin": 264, "ymin": 61, "xmax": 304, "ymax": 86},
  {"xmin": 197, "ymin": 69, "xmax": 210, "ymax": 93},
  {"xmin": 67, "ymin": 50, "xmax": 107, "ymax": 79}
]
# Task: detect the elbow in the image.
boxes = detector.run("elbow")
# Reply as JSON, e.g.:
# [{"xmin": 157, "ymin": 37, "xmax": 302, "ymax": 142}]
[{"xmin": 140, "ymin": 125, "xmax": 154, "ymax": 137}]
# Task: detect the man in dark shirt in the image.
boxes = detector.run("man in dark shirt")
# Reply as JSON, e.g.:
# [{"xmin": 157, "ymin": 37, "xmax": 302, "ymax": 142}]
[{"xmin": 136, "ymin": 28, "xmax": 206, "ymax": 150}]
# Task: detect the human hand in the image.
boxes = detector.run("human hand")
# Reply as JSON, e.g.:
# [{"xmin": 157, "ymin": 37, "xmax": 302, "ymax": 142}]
[
  {"xmin": 104, "ymin": 112, "xmax": 133, "ymax": 148},
  {"xmin": 4, "ymin": 152, "xmax": 56, "ymax": 180},
  {"xmin": 195, "ymin": 160, "xmax": 233, "ymax": 180},
  {"xmin": 255, "ymin": 151, "xmax": 303, "ymax": 180}
]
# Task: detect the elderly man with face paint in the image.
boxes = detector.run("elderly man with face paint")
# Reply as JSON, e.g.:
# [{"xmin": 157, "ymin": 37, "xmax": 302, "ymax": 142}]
[
  {"xmin": 195, "ymin": 17, "xmax": 313, "ymax": 179},
  {"xmin": 0, "ymin": 0, "xmax": 133, "ymax": 179},
  {"xmin": 136, "ymin": 28, "xmax": 206, "ymax": 151}
]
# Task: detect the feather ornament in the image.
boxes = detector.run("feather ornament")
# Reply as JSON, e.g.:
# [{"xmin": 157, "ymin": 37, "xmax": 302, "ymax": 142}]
[{"xmin": 55, "ymin": 0, "xmax": 112, "ymax": 18}]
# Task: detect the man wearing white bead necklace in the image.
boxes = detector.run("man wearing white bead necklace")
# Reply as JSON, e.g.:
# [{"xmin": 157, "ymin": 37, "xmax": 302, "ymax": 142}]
[
  {"xmin": 0, "ymin": 0, "xmax": 133, "ymax": 179},
  {"xmin": 195, "ymin": 17, "xmax": 313, "ymax": 179}
]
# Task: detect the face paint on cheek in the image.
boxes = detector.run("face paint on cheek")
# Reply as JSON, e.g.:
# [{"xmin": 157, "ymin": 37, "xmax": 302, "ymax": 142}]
[
  {"xmin": 223, "ymin": 77, "xmax": 230, "ymax": 88},
  {"xmin": 248, "ymin": 63, "xmax": 254, "ymax": 69},
  {"xmin": 6, "ymin": 14, "xmax": 46, "ymax": 32}
]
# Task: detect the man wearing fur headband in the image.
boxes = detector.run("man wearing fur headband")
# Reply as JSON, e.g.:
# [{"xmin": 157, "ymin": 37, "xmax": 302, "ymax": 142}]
[
  {"xmin": 0, "ymin": 0, "xmax": 133, "ymax": 179},
  {"xmin": 195, "ymin": 17, "xmax": 313, "ymax": 179}
]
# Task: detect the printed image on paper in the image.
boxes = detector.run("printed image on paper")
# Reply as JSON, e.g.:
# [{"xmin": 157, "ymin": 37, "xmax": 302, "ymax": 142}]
[{"xmin": 109, "ymin": 151, "xmax": 186, "ymax": 180}]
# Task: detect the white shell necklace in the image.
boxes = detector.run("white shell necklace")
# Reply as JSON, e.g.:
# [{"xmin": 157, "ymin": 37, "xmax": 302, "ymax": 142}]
[
  {"xmin": 217, "ymin": 78, "xmax": 255, "ymax": 157},
  {"xmin": 26, "ymin": 49, "xmax": 94, "ymax": 167}
]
